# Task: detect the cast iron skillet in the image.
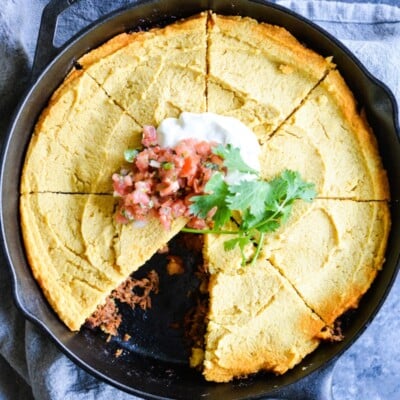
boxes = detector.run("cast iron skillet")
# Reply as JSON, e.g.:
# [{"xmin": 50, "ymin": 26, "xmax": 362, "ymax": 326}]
[{"xmin": 1, "ymin": 0, "xmax": 399, "ymax": 399}]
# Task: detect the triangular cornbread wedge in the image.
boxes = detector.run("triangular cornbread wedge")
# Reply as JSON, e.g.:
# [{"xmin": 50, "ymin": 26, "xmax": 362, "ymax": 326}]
[
  {"xmin": 201, "ymin": 260, "xmax": 326, "ymax": 382},
  {"xmin": 259, "ymin": 70, "xmax": 389, "ymax": 200},
  {"xmin": 20, "ymin": 73, "xmax": 142, "ymax": 194},
  {"xmin": 20, "ymin": 193, "xmax": 186, "ymax": 330},
  {"xmin": 20, "ymin": 194, "xmax": 119, "ymax": 330},
  {"xmin": 206, "ymin": 13, "xmax": 334, "ymax": 139},
  {"xmin": 263, "ymin": 199, "xmax": 390, "ymax": 325},
  {"xmin": 80, "ymin": 13, "xmax": 208, "ymax": 127}
]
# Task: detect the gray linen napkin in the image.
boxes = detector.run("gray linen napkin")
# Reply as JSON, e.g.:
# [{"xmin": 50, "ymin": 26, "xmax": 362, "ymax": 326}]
[{"xmin": 0, "ymin": 1, "xmax": 399, "ymax": 399}]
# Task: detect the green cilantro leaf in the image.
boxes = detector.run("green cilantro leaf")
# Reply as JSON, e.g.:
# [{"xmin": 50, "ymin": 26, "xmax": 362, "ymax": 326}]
[
  {"xmin": 223, "ymin": 236, "xmax": 251, "ymax": 252},
  {"xmin": 252, "ymin": 217, "xmax": 281, "ymax": 233},
  {"xmin": 224, "ymin": 235, "xmax": 253, "ymax": 266},
  {"xmin": 189, "ymin": 173, "xmax": 232, "ymax": 229},
  {"xmin": 270, "ymin": 170, "xmax": 316, "ymax": 203},
  {"xmin": 226, "ymin": 180, "xmax": 271, "ymax": 218},
  {"xmin": 213, "ymin": 144, "xmax": 258, "ymax": 175},
  {"xmin": 161, "ymin": 161, "xmax": 174, "ymax": 170}
]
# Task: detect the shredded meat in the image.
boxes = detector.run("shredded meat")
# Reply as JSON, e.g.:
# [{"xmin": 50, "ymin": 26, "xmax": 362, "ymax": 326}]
[
  {"xmin": 85, "ymin": 232, "xmax": 208, "ymax": 355},
  {"xmin": 85, "ymin": 270, "xmax": 159, "ymax": 336},
  {"xmin": 85, "ymin": 297, "xmax": 122, "ymax": 336},
  {"xmin": 112, "ymin": 270, "xmax": 159, "ymax": 310},
  {"xmin": 319, "ymin": 320, "xmax": 344, "ymax": 342}
]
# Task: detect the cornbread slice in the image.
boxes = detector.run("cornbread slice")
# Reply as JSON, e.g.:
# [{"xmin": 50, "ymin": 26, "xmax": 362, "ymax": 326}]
[
  {"xmin": 20, "ymin": 193, "xmax": 186, "ymax": 330},
  {"xmin": 207, "ymin": 14, "xmax": 334, "ymax": 139},
  {"xmin": 263, "ymin": 199, "xmax": 390, "ymax": 325},
  {"xmin": 259, "ymin": 70, "xmax": 390, "ymax": 200},
  {"xmin": 201, "ymin": 260, "xmax": 326, "ymax": 382},
  {"xmin": 80, "ymin": 13, "xmax": 208, "ymax": 127},
  {"xmin": 20, "ymin": 194, "xmax": 120, "ymax": 330},
  {"xmin": 21, "ymin": 73, "xmax": 141, "ymax": 194}
]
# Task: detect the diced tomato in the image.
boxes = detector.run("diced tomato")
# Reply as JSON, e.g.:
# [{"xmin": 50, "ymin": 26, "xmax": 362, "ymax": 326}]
[
  {"xmin": 194, "ymin": 140, "xmax": 212, "ymax": 156},
  {"xmin": 123, "ymin": 174, "xmax": 133, "ymax": 187},
  {"xmin": 186, "ymin": 216, "xmax": 207, "ymax": 230},
  {"xmin": 135, "ymin": 151, "xmax": 149, "ymax": 172},
  {"xmin": 171, "ymin": 199, "xmax": 186, "ymax": 218},
  {"xmin": 142, "ymin": 125, "xmax": 158, "ymax": 147},
  {"xmin": 180, "ymin": 155, "xmax": 199, "ymax": 178},
  {"xmin": 113, "ymin": 127, "xmax": 224, "ymax": 229},
  {"xmin": 115, "ymin": 210, "xmax": 130, "ymax": 224},
  {"xmin": 157, "ymin": 180, "xmax": 180, "ymax": 197}
]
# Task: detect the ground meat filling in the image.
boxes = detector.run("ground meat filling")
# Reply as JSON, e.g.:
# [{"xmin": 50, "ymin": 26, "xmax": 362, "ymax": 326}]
[
  {"xmin": 90, "ymin": 128, "xmax": 221, "ymax": 356},
  {"xmin": 112, "ymin": 126, "xmax": 225, "ymax": 230},
  {"xmin": 85, "ymin": 296, "xmax": 122, "ymax": 336},
  {"xmin": 112, "ymin": 270, "xmax": 159, "ymax": 309},
  {"xmin": 85, "ymin": 270, "xmax": 159, "ymax": 336}
]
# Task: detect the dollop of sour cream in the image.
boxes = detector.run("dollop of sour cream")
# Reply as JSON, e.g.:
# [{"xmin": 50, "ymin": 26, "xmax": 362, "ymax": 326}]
[{"xmin": 157, "ymin": 112, "xmax": 261, "ymax": 183}]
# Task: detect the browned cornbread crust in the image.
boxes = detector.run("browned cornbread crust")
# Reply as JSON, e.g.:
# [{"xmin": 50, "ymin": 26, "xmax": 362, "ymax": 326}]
[
  {"xmin": 262, "ymin": 199, "xmax": 390, "ymax": 325},
  {"xmin": 20, "ymin": 11, "xmax": 390, "ymax": 382}
]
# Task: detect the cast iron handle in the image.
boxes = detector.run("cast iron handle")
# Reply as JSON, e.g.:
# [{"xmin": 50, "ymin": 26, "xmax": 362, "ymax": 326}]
[
  {"xmin": 30, "ymin": 1, "xmax": 339, "ymax": 399},
  {"xmin": 31, "ymin": 0, "xmax": 81, "ymax": 80}
]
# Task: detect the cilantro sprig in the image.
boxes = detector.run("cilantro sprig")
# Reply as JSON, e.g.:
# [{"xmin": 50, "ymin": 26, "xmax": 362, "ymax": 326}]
[{"xmin": 182, "ymin": 145, "xmax": 316, "ymax": 266}]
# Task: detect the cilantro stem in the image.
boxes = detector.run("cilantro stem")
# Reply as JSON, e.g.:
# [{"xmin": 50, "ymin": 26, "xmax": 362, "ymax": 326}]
[
  {"xmin": 181, "ymin": 227, "xmax": 239, "ymax": 235},
  {"xmin": 247, "ymin": 199, "xmax": 290, "ymax": 232},
  {"xmin": 249, "ymin": 232, "xmax": 265, "ymax": 267}
]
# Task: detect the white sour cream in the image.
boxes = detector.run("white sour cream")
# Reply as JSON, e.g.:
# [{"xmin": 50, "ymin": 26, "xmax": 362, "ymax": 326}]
[{"xmin": 157, "ymin": 112, "xmax": 260, "ymax": 183}]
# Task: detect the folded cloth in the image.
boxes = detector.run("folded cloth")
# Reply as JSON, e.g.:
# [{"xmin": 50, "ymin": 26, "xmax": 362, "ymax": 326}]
[{"xmin": 0, "ymin": 1, "xmax": 399, "ymax": 399}]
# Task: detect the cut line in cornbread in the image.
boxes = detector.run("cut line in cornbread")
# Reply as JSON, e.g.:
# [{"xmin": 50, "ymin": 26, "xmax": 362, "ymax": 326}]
[
  {"xmin": 201, "ymin": 260, "xmax": 327, "ymax": 382},
  {"xmin": 263, "ymin": 199, "xmax": 390, "ymax": 325},
  {"xmin": 206, "ymin": 13, "xmax": 334, "ymax": 141},
  {"xmin": 259, "ymin": 71, "xmax": 390, "ymax": 200}
]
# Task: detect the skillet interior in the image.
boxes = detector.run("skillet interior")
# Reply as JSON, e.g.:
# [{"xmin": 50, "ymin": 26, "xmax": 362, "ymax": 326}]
[{"xmin": 1, "ymin": 0, "xmax": 399, "ymax": 398}]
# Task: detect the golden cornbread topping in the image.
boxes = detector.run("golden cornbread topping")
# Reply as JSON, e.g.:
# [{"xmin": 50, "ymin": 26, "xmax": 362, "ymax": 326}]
[{"xmin": 19, "ymin": 11, "xmax": 390, "ymax": 383}]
